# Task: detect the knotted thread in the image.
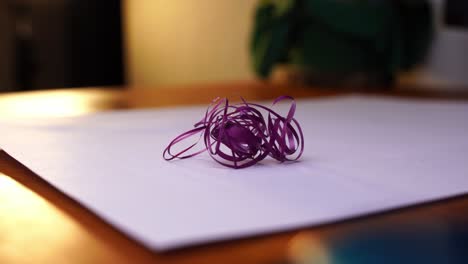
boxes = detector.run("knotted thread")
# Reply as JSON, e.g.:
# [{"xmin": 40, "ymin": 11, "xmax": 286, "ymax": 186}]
[{"xmin": 163, "ymin": 96, "xmax": 304, "ymax": 169}]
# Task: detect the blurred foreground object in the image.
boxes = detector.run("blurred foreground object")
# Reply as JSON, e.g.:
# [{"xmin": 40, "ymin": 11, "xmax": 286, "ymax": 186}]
[
  {"xmin": 251, "ymin": 0, "xmax": 433, "ymax": 87},
  {"xmin": 288, "ymin": 223, "xmax": 468, "ymax": 264}
]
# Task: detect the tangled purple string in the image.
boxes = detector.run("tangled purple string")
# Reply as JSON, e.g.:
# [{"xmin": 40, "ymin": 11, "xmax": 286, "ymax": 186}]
[{"xmin": 163, "ymin": 96, "xmax": 304, "ymax": 169}]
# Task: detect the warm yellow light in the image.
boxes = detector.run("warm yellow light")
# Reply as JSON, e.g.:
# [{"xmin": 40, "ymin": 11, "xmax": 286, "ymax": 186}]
[
  {"xmin": 0, "ymin": 173, "xmax": 130, "ymax": 263},
  {"xmin": 0, "ymin": 173, "xmax": 76, "ymax": 262},
  {"xmin": 288, "ymin": 233, "xmax": 331, "ymax": 264},
  {"xmin": 0, "ymin": 91, "xmax": 93, "ymax": 118}
]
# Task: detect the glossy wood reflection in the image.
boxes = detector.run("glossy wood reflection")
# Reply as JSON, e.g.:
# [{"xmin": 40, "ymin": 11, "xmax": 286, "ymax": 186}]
[
  {"xmin": 0, "ymin": 88, "xmax": 124, "ymax": 118},
  {"xmin": 0, "ymin": 173, "xmax": 133, "ymax": 264}
]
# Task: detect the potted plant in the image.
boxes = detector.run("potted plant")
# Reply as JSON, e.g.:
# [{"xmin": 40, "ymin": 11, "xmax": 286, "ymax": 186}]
[{"xmin": 251, "ymin": 0, "xmax": 433, "ymax": 88}]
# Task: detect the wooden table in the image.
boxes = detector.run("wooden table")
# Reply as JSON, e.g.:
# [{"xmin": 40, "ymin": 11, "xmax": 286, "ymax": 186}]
[{"xmin": 1, "ymin": 81, "xmax": 467, "ymax": 264}]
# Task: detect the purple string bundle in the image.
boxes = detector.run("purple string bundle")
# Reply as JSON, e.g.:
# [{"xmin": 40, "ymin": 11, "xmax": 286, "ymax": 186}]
[{"xmin": 163, "ymin": 96, "xmax": 304, "ymax": 169}]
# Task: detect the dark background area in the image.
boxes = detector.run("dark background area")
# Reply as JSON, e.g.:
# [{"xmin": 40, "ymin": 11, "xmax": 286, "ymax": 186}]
[
  {"xmin": 445, "ymin": 0, "xmax": 468, "ymax": 28},
  {"xmin": 67, "ymin": 0, "xmax": 124, "ymax": 88},
  {"xmin": 0, "ymin": 0, "xmax": 124, "ymax": 91}
]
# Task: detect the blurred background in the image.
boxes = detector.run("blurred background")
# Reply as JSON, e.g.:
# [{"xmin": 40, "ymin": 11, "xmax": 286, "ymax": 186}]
[{"xmin": 0, "ymin": 0, "xmax": 467, "ymax": 92}]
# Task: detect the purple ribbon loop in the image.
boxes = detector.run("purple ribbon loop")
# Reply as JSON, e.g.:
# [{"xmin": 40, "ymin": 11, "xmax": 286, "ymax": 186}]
[{"xmin": 163, "ymin": 96, "xmax": 304, "ymax": 169}]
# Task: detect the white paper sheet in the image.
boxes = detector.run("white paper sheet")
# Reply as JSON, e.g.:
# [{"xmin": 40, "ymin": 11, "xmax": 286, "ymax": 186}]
[{"xmin": 1, "ymin": 95, "xmax": 467, "ymax": 250}]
